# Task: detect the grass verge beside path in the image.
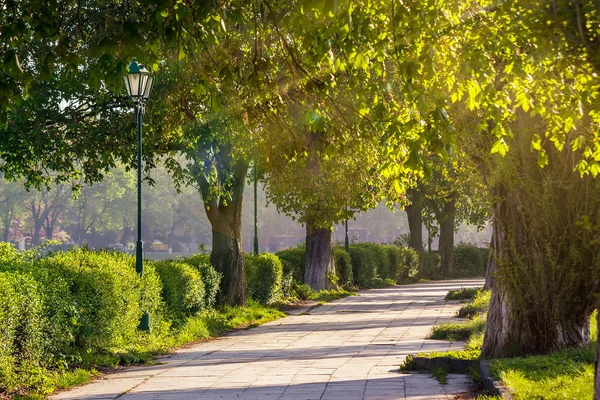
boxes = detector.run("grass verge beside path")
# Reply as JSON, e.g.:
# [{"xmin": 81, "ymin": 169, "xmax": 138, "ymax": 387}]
[{"xmin": 410, "ymin": 286, "xmax": 598, "ymax": 399}]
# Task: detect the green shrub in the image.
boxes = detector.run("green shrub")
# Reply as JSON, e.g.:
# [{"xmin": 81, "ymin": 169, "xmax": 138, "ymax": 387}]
[
  {"xmin": 452, "ymin": 244, "xmax": 487, "ymax": 277},
  {"xmin": 384, "ymin": 245, "xmax": 402, "ymax": 281},
  {"xmin": 445, "ymin": 287, "xmax": 482, "ymax": 300},
  {"xmin": 153, "ymin": 260, "xmax": 206, "ymax": 318},
  {"xmin": 276, "ymin": 248, "xmax": 305, "ymax": 284},
  {"xmin": 245, "ymin": 253, "xmax": 283, "ymax": 304},
  {"xmin": 196, "ymin": 263, "xmax": 221, "ymax": 308},
  {"xmin": 0, "ymin": 272, "xmax": 45, "ymax": 391},
  {"xmin": 181, "ymin": 253, "xmax": 221, "ymax": 308},
  {"xmin": 185, "ymin": 253, "xmax": 211, "ymax": 267},
  {"xmin": 354, "ymin": 243, "xmax": 390, "ymax": 280},
  {"xmin": 0, "ymin": 250, "xmax": 163, "ymax": 357},
  {"xmin": 293, "ymin": 283, "xmax": 315, "ymax": 300},
  {"xmin": 397, "ymin": 246, "xmax": 420, "ymax": 281},
  {"xmin": 419, "ymin": 251, "xmax": 441, "ymax": 279},
  {"xmin": 347, "ymin": 245, "xmax": 377, "ymax": 287},
  {"xmin": 333, "ymin": 247, "xmax": 353, "ymax": 286}
]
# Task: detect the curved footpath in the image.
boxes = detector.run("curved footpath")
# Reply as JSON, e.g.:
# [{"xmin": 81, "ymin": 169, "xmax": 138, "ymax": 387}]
[{"xmin": 52, "ymin": 279, "xmax": 484, "ymax": 400}]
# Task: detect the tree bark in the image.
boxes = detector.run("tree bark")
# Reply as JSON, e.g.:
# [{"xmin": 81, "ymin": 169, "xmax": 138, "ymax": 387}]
[
  {"xmin": 595, "ymin": 304, "xmax": 600, "ymax": 400},
  {"xmin": 196, "ymin": 151, "xmax": 249, "ymax": 306},
  {"xmin": 304, "ymin": 221, "xmax": 335, "ymax": 291},
  {"xmin": 406, "ymin": 189, "xmax": 424, "ymax": 254},
  {"xmin": 209, "ymin": 197, "xmax": 246, "ymax": 306},
  {"xmin": 437, "ymin": 194, "xmax": 457, "ymax": 277},
  {"xmin": 482, "ymin": 194, "xmax": 592, "ymax": 357}
]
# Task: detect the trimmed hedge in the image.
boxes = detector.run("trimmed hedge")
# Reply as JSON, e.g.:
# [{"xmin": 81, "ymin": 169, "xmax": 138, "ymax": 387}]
[
  {"xmin": 347, "ymin": 244, "xmax": 377, "ymax": 287},
  {"xmin": 452, "ymin": 244, "xmax": 488, "ymax": 277},
  {"xmin": 180, "ymin": 255, "xmax": 222, "ymax": 308},
  {"xmin": 276, "ymin": 248, "xmax": 305, "ymax": 284},
  {"xmin": 419, "ymin": 251, "xmax": 441, "ymax": 279},
  {"xmin": 153, "ymin": 260, "xmax": 206, "ymax": 318},
  {"xmin": 245, "ymin": 253, "xmax": 283, "ymax": 304},
  {"xmin": 0, "ymin": 247, "xmax": 165, "ymax": 393},
  {"xmin": 0, "ymin": 271, "xmax": 44, "ymax": 390},
  {"xmin": 333, "ymin": 247, "xmax": 353, "ymax": 286}
]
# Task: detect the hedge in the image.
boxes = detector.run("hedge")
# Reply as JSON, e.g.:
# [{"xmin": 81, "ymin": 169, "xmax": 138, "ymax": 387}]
[
  {"xmin": 452, "ymin": 244, "xmax": 488, "ymax": 277},
  {"xmin": 419, "ymin": 251, "xmax": 441, "ymax": 279},
  {"xmin": 333, "ymin": 247, "xmax": 353, "ymax": 286},
  {"xmin": 347, "ymin": 244, "xmax": 378, "ymax": 287},
  {"xmin": 245, "ymin": 253, "xmax": 284, "ymax": 304},
  {"xmin": 180, "ymin": 254, "xmax": 221, "ymax": 308},
  {"xmin": 0, "ymin": 247, "xmax": 165, "ymax": 392},
  {"xmin": 275, "ymin": 248, "xmax": 305, "ymax": 284},
  {"xmin": 153, "ymin": 260, "xmax": 206, "ymax": 318}
]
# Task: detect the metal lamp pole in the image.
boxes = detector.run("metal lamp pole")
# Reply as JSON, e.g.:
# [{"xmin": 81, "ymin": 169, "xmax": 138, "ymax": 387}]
[
  {"xmin": 123, "ymin": 58, "xmax": 154, "ymax": 332},
  {"xmin": 253, "ymin": 162, "xmax": 259, "ymax": 255}
]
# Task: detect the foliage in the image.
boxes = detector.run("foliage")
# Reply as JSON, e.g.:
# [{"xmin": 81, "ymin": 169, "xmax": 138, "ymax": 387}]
[
  {"xmin": 445, "ymin": 287, "xmax": 482, "ymax": 301},
  {"xmin": 333, "ymin": 247, "xmax": 353, "ymax": 287},
  {"xmin": 245, "ymin": 253, "xmax": 283, "ymax": 304},
  {"xmin": 275, "ymin": 248, "xmax": 305, "ymax": 284},
  {"xmin": 181, "ymin": 254, "xmax": 221, "ymax": 308},
  {"xmin": 392, "ymin": 246, "xmax": 420, "ymax": 282},
  {"xmin": 153, "ymin": 260, "xmax": 206, "ymax": 319},
  {"xmin": 418, "ymin": 252, "xmax": 441, "ymax": 280},
  {"xmin": 452, "ymin": 244, "xmax": 487, "ymax": 277},
  {"xmin": 347, "ymin": 244, "xmax": 377, "ymax": 288}
]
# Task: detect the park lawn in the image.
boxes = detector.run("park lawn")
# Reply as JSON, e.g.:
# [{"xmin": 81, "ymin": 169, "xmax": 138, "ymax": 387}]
[{"xmin": 419, "ymin": 289, "xmax": 598, "ymax": 400}]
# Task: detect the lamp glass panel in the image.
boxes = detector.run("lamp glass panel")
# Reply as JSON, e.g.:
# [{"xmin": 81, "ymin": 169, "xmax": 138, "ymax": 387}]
[
  {"xmin": 128, "ymin": 73, "xmax": 140, "ymax": 97},
  {"xmin": 142, "ymin": 75, "xmax": 154, "ymax": 100},
  {"xmin": 139, "ymin": 74, "xmax": 149, "ymax": 99}
]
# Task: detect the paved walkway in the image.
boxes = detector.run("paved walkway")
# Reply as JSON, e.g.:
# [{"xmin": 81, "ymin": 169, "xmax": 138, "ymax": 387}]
[{"xmin": 52, "ymin": 279, "xmax": 484, "ymax": 400}]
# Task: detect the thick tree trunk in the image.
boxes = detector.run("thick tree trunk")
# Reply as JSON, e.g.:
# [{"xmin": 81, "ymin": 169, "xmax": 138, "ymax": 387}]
[
  {"xmin": 437, "ymin": 195, "xmax": 457, "ymax": 277},
  {"xmin": 32, "ymin": 221, "xmax": 43, "ymax": 246},
  {"xmin": 304, "ymin": 221, "xmax": 335, "ymax": 291},
  {"xmin": 482, "ymin": 197, "xmax": 592, "ymax": 357},
  {"xmin": 484, "ymin": 230, "xmax": 496, "ymax": 291},
  {"xmin": 406, "ymin": 189, "xmax": 424, "ymax": 254},
  {"xmin": 210, "ymin": 204, "xmax": 245, "ymax": 305},
  {"xmin": 595, "ymin": 305, "xmax": 600, "ymax": 400},
  {"xmin": 200, "ymin": 157, "xmax": 249, "ymax": 306}
]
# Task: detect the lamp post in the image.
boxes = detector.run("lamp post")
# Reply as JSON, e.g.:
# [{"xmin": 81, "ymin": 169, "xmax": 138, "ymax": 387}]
[
  {"xmin": 345, "ymin": 219, "xmax": 349, "ymax": 252},
  {"xmin": 123, "ymin": 58, "xmax": 154, "ymax": 331},
  {"xmin": 253, "ymin": 162, "xmax": 259, "ymax": 255}
]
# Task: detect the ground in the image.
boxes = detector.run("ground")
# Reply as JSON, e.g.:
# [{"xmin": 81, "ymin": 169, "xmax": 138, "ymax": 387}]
[{"xmin": 51, "ymin": 279, "xmax": 483, "ymax": 400}]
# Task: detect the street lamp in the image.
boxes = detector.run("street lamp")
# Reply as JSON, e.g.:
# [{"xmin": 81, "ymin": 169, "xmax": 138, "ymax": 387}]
[
  {"xmin": 123, "ymin": 58, "xmax": 154, "ymax": 331},
  {"xmin": 253, "ymin": 162, "xmax": 259, "ymax": 255}
]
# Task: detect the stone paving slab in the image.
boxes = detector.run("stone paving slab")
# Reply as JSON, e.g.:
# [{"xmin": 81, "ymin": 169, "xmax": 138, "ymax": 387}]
[{"xmin": 51, "ymin": 279, "xmax": 483, "ymax": 400}]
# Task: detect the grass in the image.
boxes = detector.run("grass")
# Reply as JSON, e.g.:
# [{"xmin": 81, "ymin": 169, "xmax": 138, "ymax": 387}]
[
  {"xmin": 445, "ymin": 287, "xmax": 483, "ymax": 301},
  {"xmin": 430, "ymin": 364, "xmax": 449, "ymax": 384},
  {"xmin": 490, "ymin": 346, "xmax": 595, "ymax": 400},
  {"xmin": 311, "ymin": 288, "xmax": 352, "ymax": 302},
  {"xmin": 430, "ymin": 314, "xmax": 486, "ymax": 341},
  {"xmin": 458, "ymin": 290, "xmax": 491, "ymax": 317}
]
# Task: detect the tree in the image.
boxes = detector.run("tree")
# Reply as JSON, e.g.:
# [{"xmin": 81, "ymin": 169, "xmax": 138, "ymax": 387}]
[
  {"xmin": 0, "ymin": 178, "xmax": 27, "ymax": 242},
  {"xmin": 27, "ymin": 184, "xmax": 71, "ymax": 245}
]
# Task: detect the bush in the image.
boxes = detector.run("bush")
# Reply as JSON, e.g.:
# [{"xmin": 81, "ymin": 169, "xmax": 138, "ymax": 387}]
[
  {"xmin": 0, "ymin": 250, "xmax": 163, "ymax": 359},
  {"xmin": 452, "ymin": 244, "xmax": 487, "ymax": 277},
  {"xmin": 333, "ymin": 247, "xmax": 353, "ymax": 286},
  {"xmin": 397, "ymin": 246, "xmax": 420, "ymax": 281},
  {"xmin": 0, "ymin": 272, "xmax": 44, "ymax": 391},
  {"xmin": 153, "ymin": 260, "xmax": 206, "ymax": 318},
  {"xmin": 245, "ymin": 253, "xmax": 283, "ymax": 304},
  {"xmin": 275, "ymin": 248, "xmax": 305, "ymax": 284},
  {"xmin": 347, "ymin": 245, "xmax": 377, "ymax": 287},
  {"xmin": 182, "ymin": 254, "xmax": 222, "ymax": 308},
  {"xmin": 419, "ymin": 251, "xmax": 441, "ymax": 279}
]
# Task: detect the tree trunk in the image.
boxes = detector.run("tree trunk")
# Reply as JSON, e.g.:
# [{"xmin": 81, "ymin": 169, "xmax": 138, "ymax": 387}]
[
  {"xmin": 406, "ymin": 189, "xmax": 424, "ymax": 254},
  {"xmin": 595, "ymin": 304, "xmax": 600, "ymax": 400},
  {"xmin": 32, "ymin": 221, "xmax": 42, "ymax": 246},
  {"xmin": 210, "ymin": 202, "xmax": 246, "ymax": 305},
  {"xmin": 437, "ymin": 194, "xmax": 457, "ymax": 277},
  {"xmin": 484, "ymin": 230, "xmax": 496, "ymax": 291},
  {"xmin": 304, "ymin": 221, "xmax": 335, "ymax": 291},
  {"xmin": 200, "ymin": 158, "xmax": 249, "ymax": 306},
  {"xmin": 482, "ymin": 196, "xmax": 592, "ymax": 357}
]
